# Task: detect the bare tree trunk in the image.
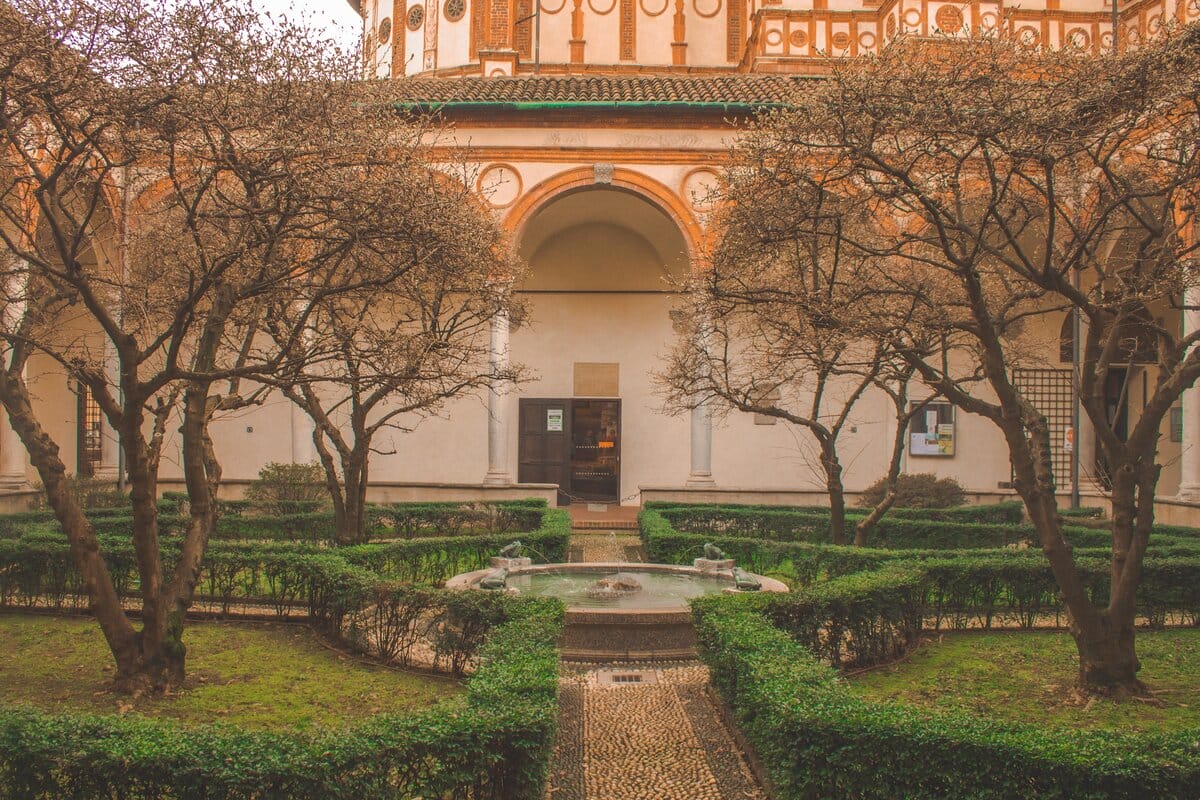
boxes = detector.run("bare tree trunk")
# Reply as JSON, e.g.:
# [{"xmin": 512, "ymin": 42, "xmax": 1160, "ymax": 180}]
[
  {"xmin": 820, "ymin": 439, "xmax": 848, "ymax": 546},
  {"xmin": 855, "ymin": 399, "xmax": 909, "ymax": 546},
  {"xmin": 0, "ymin": 372, "xmax": 143, "ymax": 682},
  {"xmin": 336, "ymin": 448, "xmax": 371, "ymax": 545},
  {"xmin": 1008, "ymin": 414, "xmax": 1144, "ymax": 695}
]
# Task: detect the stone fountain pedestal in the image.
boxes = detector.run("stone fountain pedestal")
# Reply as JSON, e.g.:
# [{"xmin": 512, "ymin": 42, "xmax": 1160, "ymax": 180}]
[
  {"xmin": 490, "ymin": 556, "xmax": 533, "ymax": 569},
  {"xmin": 692, "ymin": 557, "xmax": 735, "ymax": 573}
]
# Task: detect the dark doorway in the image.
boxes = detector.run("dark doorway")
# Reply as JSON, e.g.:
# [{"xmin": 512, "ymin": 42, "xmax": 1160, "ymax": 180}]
[
  {"xmin": 1095, "ymin": 368, "xmax": 1132, "ymax": 490},
  {"xmin": 76, "ymin": 383, "xmax": 103, "ymax": 478},
  {"xmin": 518, "ymin": 399, "xmax": 571, "ymax": 505},
  {"xmin": 518, "ymin": 398, "xmax": 621, "ymax": 504}
]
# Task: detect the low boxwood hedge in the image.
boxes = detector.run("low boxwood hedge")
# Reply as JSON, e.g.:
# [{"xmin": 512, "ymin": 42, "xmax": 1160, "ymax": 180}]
[
  {"xmin": 0, "ymin": 594, "xmax": 564, "ymax": 800},
  {"xmin": 0, "ymin": 508, "xmax": 570, "ymax": 614},
  {"xmin": 693, "ymin": 601, "xmax": 1200, "ymax": 800}
]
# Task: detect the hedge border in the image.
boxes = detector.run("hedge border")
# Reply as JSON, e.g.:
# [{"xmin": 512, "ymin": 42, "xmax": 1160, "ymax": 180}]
[
  {"xmin": 0, "ymin": 594, "xmax": 564, "ymax": 800},
  {"xmin": 694, "ymin": 600, "xmax": 1200, "ymax": 800}
]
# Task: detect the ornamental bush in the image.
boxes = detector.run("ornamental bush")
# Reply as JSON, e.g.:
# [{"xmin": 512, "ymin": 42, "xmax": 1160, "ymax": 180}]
[
  {"xmin": 0, "ymin": 507, "xmax": 571, "ymax": 613},
  {"xmin": 693, "ymin": 602, "xmax": 1200, "ymax": 800},
  {"xmin": 0, "ymin": 595, "xmax": 563, "ymax": 800},
  {"xmin": 857, "ymin": 472, "xmax": 967, "ymax": 508},
  {"xmin": 244, "ymin": 462, "xmax": 329, "ymax": 513}
]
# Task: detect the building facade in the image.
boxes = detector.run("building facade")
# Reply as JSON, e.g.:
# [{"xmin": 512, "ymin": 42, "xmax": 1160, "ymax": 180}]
[{"xmin": 4, "ymin": 0, "xmax": 1199, "ymax": 510}]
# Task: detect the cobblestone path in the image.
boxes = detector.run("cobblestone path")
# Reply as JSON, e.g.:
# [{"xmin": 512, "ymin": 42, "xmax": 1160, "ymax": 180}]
[{"xmin": 545, "ymin": 530, "xmax": 766, "ymax": 800}]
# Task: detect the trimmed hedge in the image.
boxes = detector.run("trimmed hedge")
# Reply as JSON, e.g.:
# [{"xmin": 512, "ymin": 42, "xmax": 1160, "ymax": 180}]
[
  {"xmin": 645, "ymin": 499, "xmax": 1028, "ymax": 525},
  {"xmin": 0, "ymin": 509, "xmax": 571, "ymax": 613},
  {"xmin": 694, "ymin": 601, "xmax": 1200, "ymax": 800},
  {"xmin": 4, "ymin": 497, "xmax": 552, "ymax": 544},
  {"xmin": 0, "ymin": 499, "xmax": 566, "ymax": 799},
  {"xmin": 0, "ymin": 594, "xmax": 563, "ymax": 800}
]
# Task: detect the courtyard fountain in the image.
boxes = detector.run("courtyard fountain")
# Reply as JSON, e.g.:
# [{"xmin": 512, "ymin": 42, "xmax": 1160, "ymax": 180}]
[{"xmin": 446, "ymin": 540, "xmax": 786, "ymax": 661}]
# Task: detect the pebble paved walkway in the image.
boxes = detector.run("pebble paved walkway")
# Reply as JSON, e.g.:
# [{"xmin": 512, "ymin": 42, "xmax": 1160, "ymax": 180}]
[{"xmin": 545, "ymin": 529, "xmax": 766, "ymax": 800}]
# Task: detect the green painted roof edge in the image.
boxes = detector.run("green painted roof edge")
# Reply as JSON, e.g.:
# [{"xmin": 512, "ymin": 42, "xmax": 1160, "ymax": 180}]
[{"xmin": 393, "ymin": 100, "xmax": 786, "ymax": 113}]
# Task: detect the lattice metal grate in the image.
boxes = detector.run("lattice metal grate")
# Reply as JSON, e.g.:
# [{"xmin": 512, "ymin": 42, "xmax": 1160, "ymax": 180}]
[{"xmin": 1011, "ymin": 368, "xmax": 1074, "ymax": 490}]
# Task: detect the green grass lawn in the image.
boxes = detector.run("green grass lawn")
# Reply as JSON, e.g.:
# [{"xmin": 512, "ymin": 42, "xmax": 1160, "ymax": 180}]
[
  {"xmin": 847, "ymin": 629, "xmax": 1200, "ymax": 732},
  {"xmin": 0, "ymin": 612, "xmax": 462, "ymax": 730}
]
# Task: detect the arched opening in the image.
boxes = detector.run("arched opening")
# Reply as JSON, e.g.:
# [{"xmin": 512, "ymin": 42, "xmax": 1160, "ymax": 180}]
[
  {"xmin": 518, "ymin": 187, "xmax": 689, "ymax": 291},
  {"xmin": 510, "ymin": 185, "xmax": 692, "ymax": 504}
]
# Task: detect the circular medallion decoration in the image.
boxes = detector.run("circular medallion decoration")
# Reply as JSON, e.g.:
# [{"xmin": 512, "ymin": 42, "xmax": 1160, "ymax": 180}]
[
  {"xmin": 478, "ymin": 164, "xmax": 522, "ymax": 209},
  {"xmin": 693, "ymin": 0, "xmax": 722, "ymax": 19},
  {"xmin": 406, "ymin": 4, "xmax": 424, "ymax": 29},
  {"xmin": 979, "ymin": 11, "xmax": 998, "ymax": 29},
  {"xmin": 1017, "ymin": 25, "xmax": 1039, "ymax": 46},
  {"xmin": 640, "ymin": 0, "xmax": 669, "ymax": 16},
  {"xmin": 1147, "ymin": 13, "xmax": 1161, "ymax": 33},
  {"xmin": 903, "ymin": 9, "xmax": 921, "ymax": 26},
  {"xmin": 831, "ymin": 30, "xmax": 850, "ymax": 49},
  {"xmin": 681, "ymin": 168, "xmax": 721, "ymax": 212},
  {"xmin": 1125, "ymin": 26, "xmax": 1140, "ymax": 44},
  {"xmin": 540, "ymin": 0, "xmax": 567, "ymax": 10},
  {"xmin": 1189, "ymin": 0, "xmax": 1200, "ymax": 19},
  {"xmin": 858, "ymin": 30, "xmax": 876, "ymax": 49},
  {"xmin": 934, "ymin": 5, "xmax": 963, "ymax": 31},
  {"xmin": 1066, "ymin": 27, "xmax": 1089, "ymax": 48},
  {"xmin": 789, "ymin": 29, "xmax": 808, "ymax": 48},
  {"xmin": 444, "ymin": 0, "xmax": 466, "ymax": 21},
  {"xmin": 378, "ymin": 17, "xmax": 392, "ymax": 43},
  {"xmin": 765, "ymin": 28, "xmax": 784, "ymax": 46},
  {"xmin": 886, "ymin": 13, "xmax": 897, "ymax": 37},
  {"xmin": 588, "ymin": 0, "xmax": 617, "ymax": 14}
]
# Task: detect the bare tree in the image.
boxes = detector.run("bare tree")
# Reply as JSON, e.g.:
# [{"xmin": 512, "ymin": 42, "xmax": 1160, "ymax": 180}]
[
  {"xmin": 663, "ymin": 166, "xmax": 930, "ymax": 545},
  {"xmin": 266, "ymin": 167, "xmax": 523, "ymax": 544},
  {"xmin": 0, "ymin": 0, "xmax": 460, "ymax": 691},
  {"xmin": 726, "ymin": 29, "xmax": 1200, "ymax": 694}
]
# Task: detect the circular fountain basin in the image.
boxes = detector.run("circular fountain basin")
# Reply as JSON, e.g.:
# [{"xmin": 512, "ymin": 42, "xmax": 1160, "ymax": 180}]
[{"xmin": 447, "ymin": 562, "xmax": 787, "ymax": 661}]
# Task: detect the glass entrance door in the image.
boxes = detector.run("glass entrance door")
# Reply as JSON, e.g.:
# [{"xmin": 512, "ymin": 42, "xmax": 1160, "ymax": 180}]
[{"xmin": 569, "ymin": 399, "xmax": 620, "ymax": 502}]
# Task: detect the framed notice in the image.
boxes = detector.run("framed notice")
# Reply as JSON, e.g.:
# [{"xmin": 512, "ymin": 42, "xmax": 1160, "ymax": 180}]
[
  {"xmin": 546, "ymin": 408, "xmax": 564, "ymax": 432},
  {"xmin": 909, "ymin": 401, "xmax": 955, "ymax": 457}
]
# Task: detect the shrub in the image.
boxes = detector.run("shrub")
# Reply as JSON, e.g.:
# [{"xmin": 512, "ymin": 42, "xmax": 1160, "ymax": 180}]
[
  {"xmin": 29, "ymin": 476, "xmax": 126, "ymax": 511},
  {"xmin": 693, "ymin": 602, "xmax": 1200, "ymax": 800},
  {"xmin": 858, "ymin": 472, "xmax": 966, "ymax": 509},
  {"xmin": 244, "ymin": 462, "xmax": 329, "ymax": 514},
  {"xmin": 0, "ymin": 595, "xmax": 563, "ymax": 800}
]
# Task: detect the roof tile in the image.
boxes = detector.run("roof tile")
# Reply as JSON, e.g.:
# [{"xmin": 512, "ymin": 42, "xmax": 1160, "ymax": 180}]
[{"xmin": 389, "ymin": 75, "xmax": 801, "ymax": 105}]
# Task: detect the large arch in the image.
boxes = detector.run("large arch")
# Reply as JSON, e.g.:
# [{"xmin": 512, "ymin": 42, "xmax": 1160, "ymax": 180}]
[
  {"xmin": 497, "ymin": 166, "xmax": 701, "ymax": 503},
  {"xmin": 503, "ymin": 166, "xmax": 704, "ymax": 265}
]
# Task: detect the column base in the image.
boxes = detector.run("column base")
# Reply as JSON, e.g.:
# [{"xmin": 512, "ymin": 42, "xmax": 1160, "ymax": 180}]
[
  {"xmin": 685, "ymin": 472, "xmax": 715, "ymax": 487},
  {"xmin": 1176, "ymin": 484, "xmax": 1200, "ymax": 503},
  {"xmin": 92, "ymin": 467, "xmax": 119, "ymax": 482},
  {"xmin": 0, "ymin": 477, "xmax": 28, "ymax": 490},
  {"xmin": 482, "ymin": 470, "xmax": 513, "ymax": 486}
]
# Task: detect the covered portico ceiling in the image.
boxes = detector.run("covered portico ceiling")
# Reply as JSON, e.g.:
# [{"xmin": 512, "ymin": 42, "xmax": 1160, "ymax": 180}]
[
  {"xmin": 518, "ymin": 187, "xmax": 689, "ymax": 292},
  {"xmin": 519, "ymin": 188, "xmax": 687, "ymax": 269}
]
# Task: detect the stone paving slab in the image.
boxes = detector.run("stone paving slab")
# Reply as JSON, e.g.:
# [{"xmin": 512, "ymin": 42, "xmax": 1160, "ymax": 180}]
[
  {"xmin": 545, "ymin": 530, "xmax": 766, "ymax": 800},
  {"xmin": 546, "ymin": 663, "xmax": 766, "ymax": 800}
]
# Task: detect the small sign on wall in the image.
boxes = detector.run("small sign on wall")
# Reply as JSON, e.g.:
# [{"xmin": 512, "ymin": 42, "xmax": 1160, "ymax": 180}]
[
  {"xmin": 547, "ymin": 408, "xmax": 564, "ymax": 432},
  {"xmin": 909, "ymin": 401, "xmax": 956, "ymax": 456}
]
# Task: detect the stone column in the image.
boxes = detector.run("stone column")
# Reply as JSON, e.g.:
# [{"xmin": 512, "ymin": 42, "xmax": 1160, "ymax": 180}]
[
  {"xmin": 686, "ymin": 317, "xmax": 715, "ymax": 486},
  {"xmin": 0, "ymin": 255, "xmax": 27, "ymax": 487},
  {"xmin": 686, "ymin": 400, "xmax": 714, "ymax": 486},
  {"xmin": 0, "ymin": 412, "xmax": 25, "ymax": 488},
  {"xmin": 483, "ymin": 311, "xmax": 512, "ymax": 485},
  {"xmin": 1178, "ymin": 286, "xmax": 1200, "ymax": 500},
  {"xmin": 290, "ymin": 401, "xmax": 316, "ymax": 464}
]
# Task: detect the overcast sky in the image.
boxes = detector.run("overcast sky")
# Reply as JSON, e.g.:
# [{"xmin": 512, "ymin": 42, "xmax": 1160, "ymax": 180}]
[{"xmin": 256, "ymin": 0, "xmax": 362, "ymax": 52}]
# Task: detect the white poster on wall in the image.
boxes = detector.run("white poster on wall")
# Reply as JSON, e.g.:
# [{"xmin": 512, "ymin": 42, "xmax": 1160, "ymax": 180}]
[{"xmin": 547, "ymin": 408, "xmax": 564, "ymax": 432}]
